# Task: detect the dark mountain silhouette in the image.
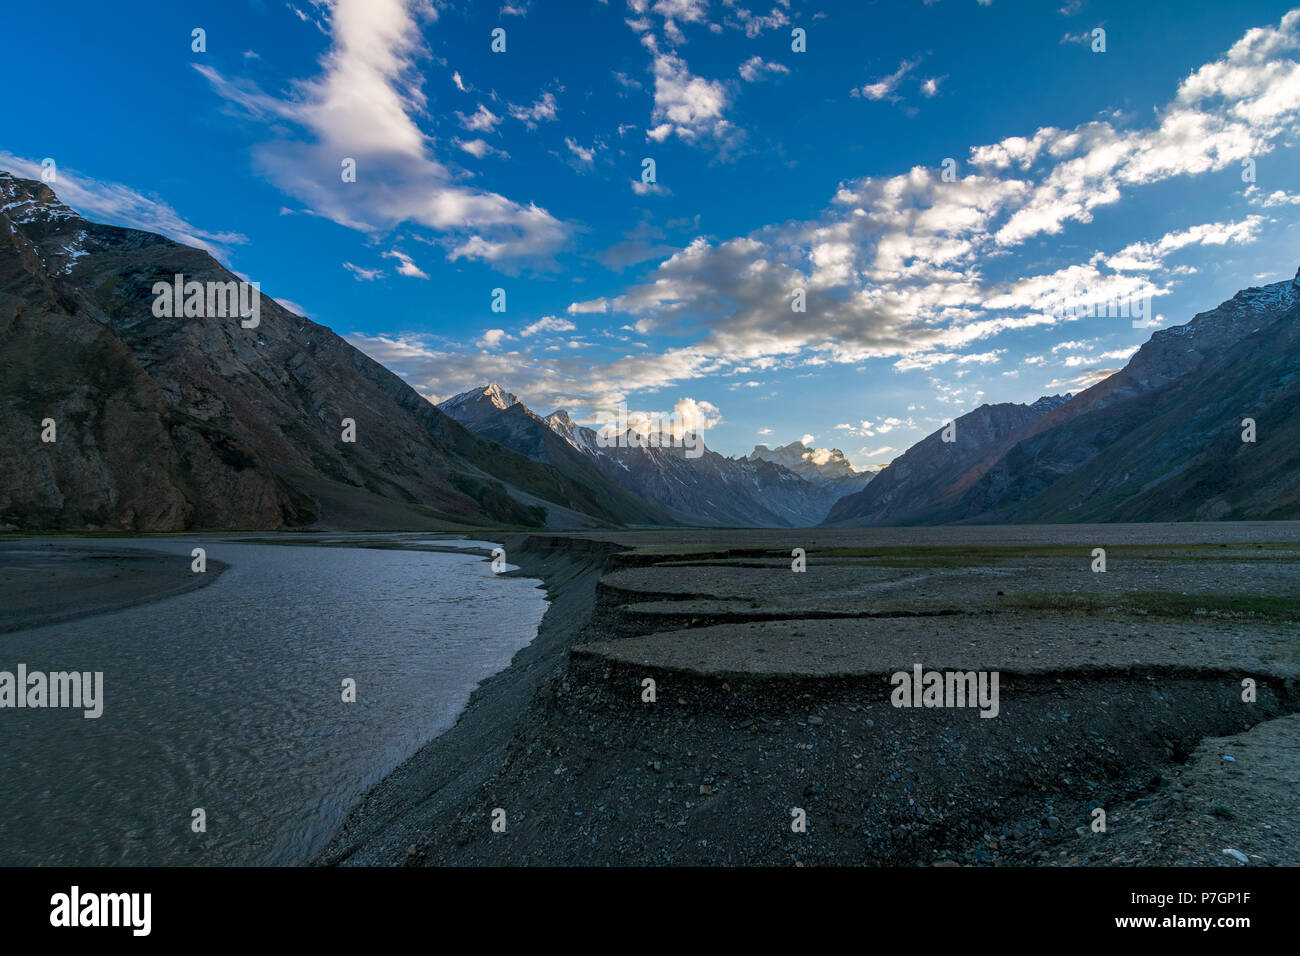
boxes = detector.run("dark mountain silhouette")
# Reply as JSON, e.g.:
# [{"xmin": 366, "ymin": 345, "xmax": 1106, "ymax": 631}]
[
  {"xmin": 826, "ymin": 266, "xmax": 1300, "ymax": 525},
  {"xmin": 823, "ymin": 395, "xmax": 1070, "ymax": 526},
  {"xmin": 0, "ymin": 172, "xmax": 653, "ymax": 531},
  {"xmin": 962, "ymin": 268, "xmax": 1300, "ymax": 522}
]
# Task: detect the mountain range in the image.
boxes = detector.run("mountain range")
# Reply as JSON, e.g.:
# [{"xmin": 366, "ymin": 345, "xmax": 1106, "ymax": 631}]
[
  {"xmin": 824, "ymin": 395, "xmax": 1072, "ymax": 526},
  {"xmin": 438, "ymin": 385, "xmax": 873, "ymax": 526},
  {"xmin": 826, "ymin": 269, "xmax": 1300, "ymax": 525},
  {"xmin": 4, "ymin": 169, "xmax": 1298, "ymax": 531},
  {"xmin": 1, "ymin": 171, "xmax": 665, "ymax": 532}
]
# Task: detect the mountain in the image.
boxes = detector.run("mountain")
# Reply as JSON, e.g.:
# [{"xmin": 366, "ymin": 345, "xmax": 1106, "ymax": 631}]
[
  {"xmin": 746, "ymin": 440, "xmax": 875, "ymax": 500},
  {"xmin": 435, "ymin": 386, "xmax": 674, "ymax": 526},
  {"xmin": 823, "ymin": 395, "xmax": 1071, "ymax": 526},
  {"xmin": 826, "ymin": 265, "xmax": 1300, "ymax": 526},
  {"xmin": 438, "ymin": 382, "xmax": 521, "ymax": 429},
  {"xmin": 0, "ymin": 171, "xmax": 657, "ymax": 532},
  {"xmin": 959, "ymin": 268, "xmax": 1300, "ymax": 522},
  {"xmin": 442, "ymin": 387, "xmax": 848, "ymax": 526}
]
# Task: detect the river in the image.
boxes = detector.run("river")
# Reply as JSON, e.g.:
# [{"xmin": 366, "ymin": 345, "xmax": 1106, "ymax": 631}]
[{"xmin": 0, "ymin": 535, "xmax": 547, "ymax": 865}]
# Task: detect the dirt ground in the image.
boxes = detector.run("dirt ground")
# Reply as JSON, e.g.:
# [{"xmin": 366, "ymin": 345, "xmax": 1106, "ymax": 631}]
[{"xmin": 320, "ymin": 523, "xmax": 1300, "ymax": 866}]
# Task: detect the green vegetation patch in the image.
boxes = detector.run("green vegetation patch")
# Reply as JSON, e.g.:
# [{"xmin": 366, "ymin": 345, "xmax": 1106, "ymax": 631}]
[
  {"xmin": 812, "ymin": 542, "xmax": 1300, "ymax": 567},
  {"xmin": 998, "ymin": 590, "xmax": 1300, "ymax": 621}
]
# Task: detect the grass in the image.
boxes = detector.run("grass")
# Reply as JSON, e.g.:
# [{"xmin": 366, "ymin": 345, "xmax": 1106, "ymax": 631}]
[
  {"xmin": 803, "ymin": 542, "xmax": 1300, "ymax": 568},
  {"xmin": 997, "ymin": 590, "xmax": 1300, "ymax": 621},
  {"xmin": 833, "ymin": 555, "xmax": 988, "ymax": 568}
]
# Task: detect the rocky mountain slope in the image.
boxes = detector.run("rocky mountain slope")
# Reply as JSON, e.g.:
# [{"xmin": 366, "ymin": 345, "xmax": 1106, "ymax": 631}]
[
  {"xmin": 441, "ymin": 387, "xmax": 849, "ymax": 526},
  {"xmin": 435, "ymin": 386, "xmax": 673, "ymax": 526},
  {"xmin": 827, "ymin": 266, "xmax": 1300, "ymax": 525},
  {"xmin": 963, "ymin": 269, "xmax": 1300, "ymax": 522},
  {"xmin": 823, "ymin": 395, "xmax": 1070, "ymax": 526},
  {"xmin": 0, "ymin": 172, "xmax": 653, "ymax": 531},
  {"xmin": 746, "ymin": 440, "xmax": 875, "ymax": 501}
]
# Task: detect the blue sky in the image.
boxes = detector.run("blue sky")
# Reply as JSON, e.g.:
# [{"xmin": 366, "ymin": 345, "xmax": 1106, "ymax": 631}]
[{"xmin": 4, "ymin": 0, "xmax": 1300, "ymax": 467}]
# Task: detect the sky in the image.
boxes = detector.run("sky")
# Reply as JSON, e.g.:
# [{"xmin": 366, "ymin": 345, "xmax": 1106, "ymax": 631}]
[{"xmin": 4, "ymin": 0, "xmax": 1300, "ymax": 468}]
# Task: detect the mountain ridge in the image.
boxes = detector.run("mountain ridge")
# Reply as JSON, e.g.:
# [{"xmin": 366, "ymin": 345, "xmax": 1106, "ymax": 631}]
[
  {"xmin": 823, "ymin": 396, "xmax": 1070, "ymax": 526},
  {"xmin": 0, "ymin": 172, "xmax": 652, "ymax": 531},
  {"xmin": 826, "ymin": 267, "xmax": 1300, "ymax": 526},
  {"xmin": 440, "ymin": 385, "xmax": 857, "ymax": 526}
]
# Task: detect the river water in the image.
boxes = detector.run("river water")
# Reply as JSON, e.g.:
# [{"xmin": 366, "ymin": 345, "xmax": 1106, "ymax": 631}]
[{"xmin": 0, "ymin": 536, "xmax": 547, "ymax": 865}]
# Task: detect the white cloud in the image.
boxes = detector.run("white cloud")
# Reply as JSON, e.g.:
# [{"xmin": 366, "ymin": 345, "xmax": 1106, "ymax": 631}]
[
  {"xmin": 1044, "ymin": 368, "xmax": 1116, "ymax": 390},
  {"xmin": 382, "ymin": 249, "xmax": 429, "ymax": 278},
  {"xmin": 727, "ymin": 4, "xmax": 791, "ymax": 38},
  {"xmin": 0, "ymin": 152, "xmax": 246, "ymax": 261},
  {"xmin": 274, "ymin": 297, "xmax": 311, "ymax": 317},
  {"xmin": 520, "ymin": 316, "xmax": 576, "ymax": 336},
  {"xmin": 852, "ymin": 58, "xmax": 919, "ymax": 101},
  {"xmin": 508, "ymin": 91, "xmax": 558, "ymax": 126},
  {"xmin": 456, "ymin": 104, "xmax": 502, "ymax": 132},
  {"xmin": 861, "ymin": 445, "xmax": 897, "ymax": 460},
  {"xmin": 454, "ymin": 137, "xmax": 508, "ymax": 159},
  {"xmin": 1249, "ymin": 186, "xmax": 1300, "ymax": 206},
  {"xmin": 738, "ymin": 56, "xmax": 789, "ymax": 82},
  {"xmin": 649, "ymin": 50, "xmax": 734, "ymax": 145},
  {"xmin": 1100, "ymin": 216, "xmax": 1265, "ymax": 271},
  {"xmin": 893, "ymin": 350, "xmax": 1005, "ymax": 372},
  {"xmin": 614, "ymin": 396, "xmax": 723, "ymax": 440},
  {"xmin": 196, "ymin": 0, "xmax": 569, "ymax": 266},
  {"xmin": 565, "ymin": 137, "xmax": 596, "ymax": 164},
  {"xmin": 631, "ymin": 180, "xmax": 673, "ymax": 196},
  {"xmin": 343, "ymin": 261, "xmax": 384, "ymax": 281}
]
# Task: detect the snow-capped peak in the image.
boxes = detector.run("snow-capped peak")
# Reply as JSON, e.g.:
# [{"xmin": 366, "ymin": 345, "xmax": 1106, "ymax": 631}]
[
  {"xmin": 1029, "ymin": 393, "xmax": 1072, "ymax": 414},
  {"xmin": 440, "ymin": 383, "xmax": 520, "ymax": 412},
  {"xmin": 748, "ymin": 440, "xmax": 862, "ymax": 481},
  {"xmin": 0, "ymin": 171, "xmax": 80, "ymax": 226},
  {"xmin": 543, "ymin": 408, "xmax": 603, "ymax": 455}
]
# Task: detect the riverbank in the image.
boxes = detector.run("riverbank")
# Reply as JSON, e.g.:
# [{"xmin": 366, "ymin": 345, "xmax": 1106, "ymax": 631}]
[
  {"xmin": 317, "ymin": 533, "xmax": 622, "ymax": 864},
  {"xmin": 0, "ymin": 540, "xmax": 227, "ymax": 633},
  {"xmin": 319, "ymin": 524, "xmax": 1300, "ymax": 866}
]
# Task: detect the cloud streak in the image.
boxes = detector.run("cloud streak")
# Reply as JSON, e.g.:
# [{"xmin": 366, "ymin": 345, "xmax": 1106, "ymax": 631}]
[{"xmin": 197, "ymin": 0, "xmax": 570, "ymax": 267}]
